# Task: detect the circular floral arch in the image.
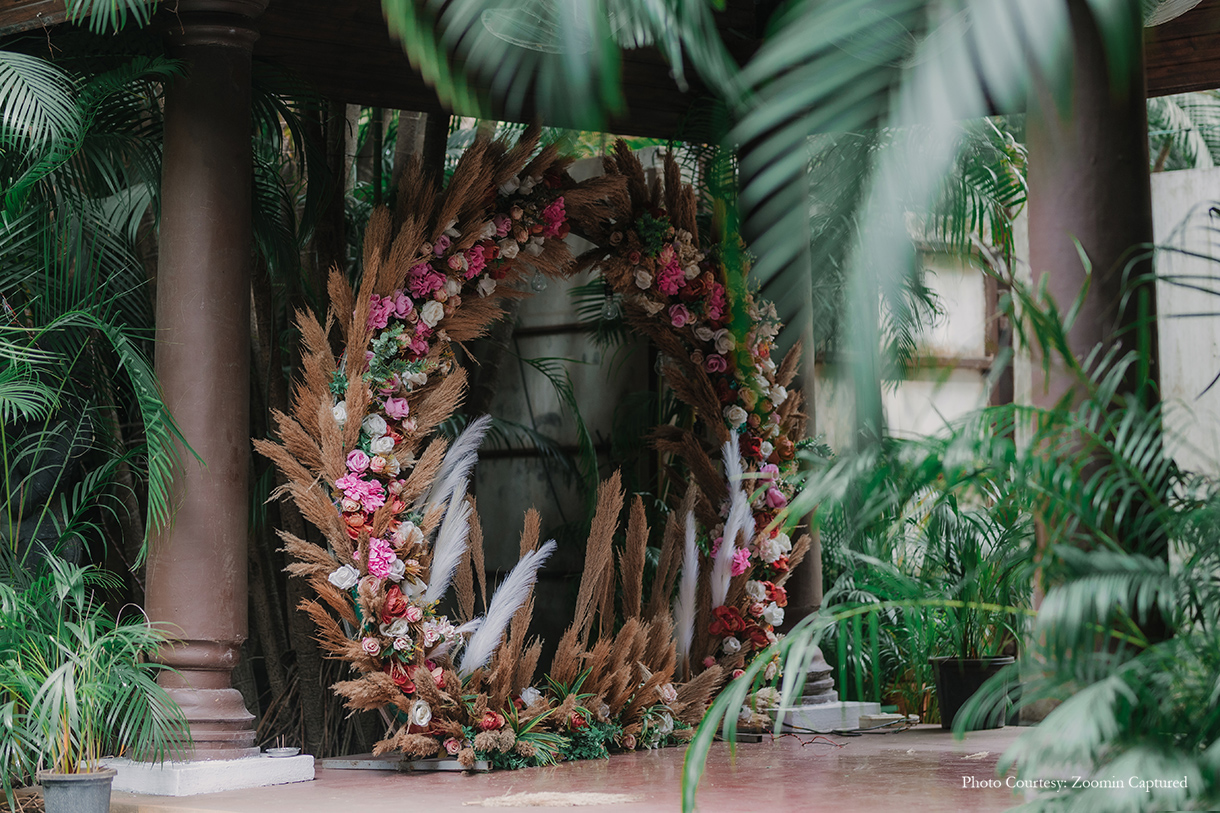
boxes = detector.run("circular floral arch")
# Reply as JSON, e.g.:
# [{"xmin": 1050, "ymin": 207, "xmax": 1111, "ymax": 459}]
[{"xmin": 258, "ymin": 131, "xmax": 810, "ymax": 764}]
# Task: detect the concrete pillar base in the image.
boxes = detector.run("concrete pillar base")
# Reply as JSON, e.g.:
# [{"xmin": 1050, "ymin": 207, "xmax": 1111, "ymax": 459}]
[
  {"xmin": 164, "ymin": 687, "xmax": 259, "ymax": 759},
  {"xmin": 104, "ymin": 754, "xmax": 314, "ymax": 796}
]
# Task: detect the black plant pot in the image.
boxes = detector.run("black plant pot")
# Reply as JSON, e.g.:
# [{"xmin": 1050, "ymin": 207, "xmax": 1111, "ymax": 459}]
[
  {"xmin": 929, "ymin": 656, "xmax": 1015, "ymax": 730},
  {"xmin": 37, "ymin": 768, "xmax": 117, "ymax": 813}
]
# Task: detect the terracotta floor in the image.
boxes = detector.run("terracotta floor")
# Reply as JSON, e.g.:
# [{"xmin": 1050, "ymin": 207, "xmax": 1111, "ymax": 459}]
[{"xmin": 110, "ymin": 725, "xmax": 1028, "ymax": 813}]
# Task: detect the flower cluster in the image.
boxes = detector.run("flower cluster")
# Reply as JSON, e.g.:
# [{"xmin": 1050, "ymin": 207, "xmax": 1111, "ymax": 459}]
[
  {"xmin": 322, "ymin": 175, "xmax": 573, "ymax": 709},
  {"xmin": 601, "ymin": 204, "xmax": 803, "ymax": 656}
]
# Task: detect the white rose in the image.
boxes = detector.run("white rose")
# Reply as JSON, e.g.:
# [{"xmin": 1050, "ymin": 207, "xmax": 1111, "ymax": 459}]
[
  {"xmin": 713, "ymin": 329, "xmax": 735, "ymax": 355},
  {"xmin": 683, "ymin": 263, "xmax": 700, "ymax": 280},
  {"xmin": 420, "ymin": 300, "xmax": 445, "ymax": 327},
  {"xmin": 738, "ymin": 705, "xmax": 753, "ymax": 723},
  {"xmin": 362, "ymin": 414, "xmax": 387, "ymax": 438},
  {"xmin": 660, "ymin": 683, "xmax": 678, "ymax": 705},
  {"xmin": 759, "ymin": 537, "xmax": 782, "ymax": 564},
  {"xmin": 745, "ymin": 580, "xmax": 768, "ymax": 602},
  {"xmin": 763, "ymin": 421, "xmax": 780, "ymax": 438},
  {"xmin": 694, "ymin": 326, "xmax": 715, "ymax": 343},
  {"xmin": 393, "ymin": 521, "xmax": 424, "ymax": 548},
  {"xmin": 422, "ymin": 623, "xmax": 442, "ymax": 646},
  {"xmin": 722, "ymin": 636, "xmax": 742, "ymax": 655},
  {"xmin": 657, "ymin": 712, "xmax": 674, "ymax": 735},
  {"xmin": 477, "ymin": 276, "xmax": 497, "ymax": 298},
  {"xmin": 443, "ymin": 220, "xmax": 459, "ymax": 237},
  {"xmin": 774, "ymin": 533, "xmax": 792, "ymax": 555},
  {"xmin": 764, "ymin": 661, "xmax": 778, "ymax": 681},
  {"xmin": 497, "ymin": 238, "xmax": 520, "ymax": 259},
  {"xmin": 763, "ymin": 357, "xmax": 777, "ymax": 374},
  {"xmin": 411, "ymin": 699, "xmax": 433, "ymax": 727},
  {"xmin": 753, "ymin": 373, "xmax": 770, "ymax": 391},
  {"xmin": 520, "ymin": 686, "xmax": 543, "ymax": 707},
  {"xmin": 479, "ymin": 221, "xmax": 497, "ymax": 240},
  {"xmin": 380, "ymin": 619, "xmax": 412, "ymax": 637},
  {"xmin": 371, "ymin": 436, "xmax": 395, "ymax": 454},
  {"xmin": 634, "ymin": 268, "xmax": 653, "ymax": 289},
  {"xmin": 762, "ymin": 602, "xmax": 785, "ymax": 627},
  {"xmin": 760, "ymin": 441, "xmax": 774, "ymax": 459},
  {"xmin": 724, "ymin": 405, "xmax": 748, "ymax": 428},
  {"xmin": 332, "ymin": 401, "xmax": 347, "ymax": 426},
  {"xmin": 770, "ymin": 385, "xmax": 788, "ymax": 407},
  {"xmin": 327, "ymin": 564, "xmax": 360, "ymax": 590},
  {"xmin": 444, "ymin": 277, "xmax": 461, "ymax": 296},
  {"xmin": 524, "ymin": 236, "xmax": 545, "ymax": 256},
  {"xmin": 499, "ymin": 176, "xmax": 520, "ymax": 195},
  {"xmin": 393, "ymin": 636, "xmax": 413, "ymax": 652},
  {"xmin": 405, "ymin": 371, "xmax": 428, "ymax": 388},
  {"xmin": 387, "ymin": 558, "xmax": 406, "ymax": 582}
]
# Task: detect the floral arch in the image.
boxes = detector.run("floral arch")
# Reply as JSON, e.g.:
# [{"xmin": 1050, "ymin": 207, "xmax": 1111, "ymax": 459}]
[{"xmin": 257, "ymin": 131, "xmax": 811, "ymax": 765}]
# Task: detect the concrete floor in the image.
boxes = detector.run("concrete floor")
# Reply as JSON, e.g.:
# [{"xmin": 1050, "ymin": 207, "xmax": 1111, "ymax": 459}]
[{"xmin": 110, "ymin": 725, "xmax": 1028, "ymax": 812}]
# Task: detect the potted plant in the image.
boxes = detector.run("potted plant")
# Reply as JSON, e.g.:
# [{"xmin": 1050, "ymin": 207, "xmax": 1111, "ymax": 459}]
[
  {"xmin": 914, "ymin": 499, "xmax": 1031, "ymax": 729},
  {"xmin": 0, "ymin": 555, "xmax": 190, "ymax": 812}
]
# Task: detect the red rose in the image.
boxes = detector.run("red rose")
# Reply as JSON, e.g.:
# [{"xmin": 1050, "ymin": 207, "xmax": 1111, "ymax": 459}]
[
  {"xmin": 680, "ymin": 272, "xmax": 709, "ymax": 302},
  {"xmin": 739, "ymin": 434, "xmax": 762, "ymax": 460},
  {"xmin": 381, "ymin": 586, "xmax": 408, "ymax": 623},
  {"xmin": 569, "ymin": 712, "xmax": 588, "ymax": 731},
  {"xmin": 743, "ymin": 623, "xmax": 770, "ymax": 648},
  {"xmin": 766, "ymin": 583, "xmax": 788, "ymax": 608},
  {"xmin": 770, "ymin": 556, "xmax": 790, "ymax": 574},
  {"xmin": 709, "ymin": 605, "xmax": 747, "ymax": 636},
  {"xmin": 715, "ymin": 379, "xmax": 735, "ymax": 405},
  {"xmin": 479, "ymin": 711, "xmax": 505, "ymax": 731},
  {"xmin": 385, "ymin": 661, "xmax": 415, "ymax": 694}
]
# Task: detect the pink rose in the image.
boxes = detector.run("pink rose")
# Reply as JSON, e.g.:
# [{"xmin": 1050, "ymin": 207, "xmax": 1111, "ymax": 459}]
[
  {"xmin": 346, "ymin": 450, "xmax": 370, "ymax": 473},
  {"xmin": 731, "ymin": 547, "xmax": 751, "ymax": 577},
  {"xmin": 368, "ymin": 456, "xmax": 387, "ymax": 474},
  {"xmin": 391, "ymin": 290, "xmax": 413, "ymax": 318},
  {"xmin": 433, "ymin": 234, "xmax": 451, "ymax": 255},
  {"xmin": 405, "ymin": 605, "xmax": 423, "ymax": 623},
  {"xmin": 705, "ymin": 354, "xmax": 728, "ymax": 374},
  {"xmin": 765, "ymin": 487, "xmax": 788, "ymax": 509},
  {"xmin": 760, "ymin": 463, "xmax": 780, "ymax": 483},
  {"xmin": 732, "ymin": 669, "xmax": 745, "ymax": 679},
  {"xmin": 384, "ymin": 397, "xmax": 409, "ymax": 420},
  {"xmin": 361, "ymin": 637, "xmax": 380, "ymax": 656},
  {"xmin": 749, "ymin": 602, "xmax": 765, "ymax": 618},
  {"xmin": 444, "ymin": 737, "xmax": 462, "ymax": 756},
  {"xmin": 703, "ymin": 656, "xmax": 717, "ymax": 669},
  {"xmin": 493, "ymin": 213, "xmax": 512, "ymax": 237},
  {"xmin": 669, "ymin": 303, "xmax": 692, "ymax": 328}
]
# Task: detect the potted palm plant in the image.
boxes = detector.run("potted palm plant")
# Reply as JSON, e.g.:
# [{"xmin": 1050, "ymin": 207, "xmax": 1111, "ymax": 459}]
[
  {"xmin": 0, "ymin": 555, "xmax": 190, "ymax": 813},
  {"xmin": 916, "ymin": 499, "xmax": 1031, "ymax": 729}
]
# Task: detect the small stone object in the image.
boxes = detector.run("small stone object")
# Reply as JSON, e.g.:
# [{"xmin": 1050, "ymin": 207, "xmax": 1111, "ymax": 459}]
[{"xmin": 266, "ymin": 747, "xmax": 301, "ymax": 758}]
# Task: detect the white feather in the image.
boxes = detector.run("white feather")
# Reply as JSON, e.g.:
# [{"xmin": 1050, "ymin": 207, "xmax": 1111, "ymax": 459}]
[
  {"xmin": 416, "ymin": 414, "xmax": 493, "ymax": 512},
  {"xmin": 673, "ymin": 510, "xmax": 699, "ymax": 665},
  {"xmin": 711, "ymin": 440, "xmax": 752, "ymax": 609},
  {"xmin": 424, "ymin": 494, "xmax": 472, "ymax": 604},
  {"xmin": 458, "ymin": 540, "xmax": 557, "ymax": 678}
]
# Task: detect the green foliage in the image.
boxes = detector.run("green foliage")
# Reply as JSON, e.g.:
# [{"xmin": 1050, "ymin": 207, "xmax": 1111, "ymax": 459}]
[
  {"xmin": 561, "ymin": 718, "xmax": 619, "ymax": 761},
  {"xmin": 0, "ymin": 555, "xmax": 188, "ymax": 803}
]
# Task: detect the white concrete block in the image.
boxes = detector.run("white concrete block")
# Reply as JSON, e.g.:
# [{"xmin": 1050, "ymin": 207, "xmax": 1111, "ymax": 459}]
[
  {"xmin": 773, "ymin": 701, "xmax": 882, "ymax": 733},
  {"xmin": 103, "ymin": 753, "xmax": 314, "ymax": 796}
]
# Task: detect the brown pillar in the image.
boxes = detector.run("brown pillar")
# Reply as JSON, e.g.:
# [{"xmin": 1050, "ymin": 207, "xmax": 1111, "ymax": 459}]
[
  {"xmin": 1027, "ymin": 0, "xmax": 1157, "ymax": 408},
  {"xmin": 146, "ymin": 0, "xmax": 266, "ymax": 760}
]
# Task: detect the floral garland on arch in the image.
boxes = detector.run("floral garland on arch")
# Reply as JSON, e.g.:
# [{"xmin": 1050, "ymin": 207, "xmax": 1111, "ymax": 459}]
[
  {"xmin": 568, "ymin": 142, "xmax": 812, "ymax": 676},
  {"xmin": 257, "ymin": 133, "xmax": 812, "ymax": 766}
]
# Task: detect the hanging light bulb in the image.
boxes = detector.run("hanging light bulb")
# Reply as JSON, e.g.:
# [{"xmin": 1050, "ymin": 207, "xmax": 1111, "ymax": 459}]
[
  {"xmin": 530, "ymin": 271, "xmax": 548, "ymax": 293},
  {"xmin": 601, "ymin": 294, "xmax": 620, "ymax": 321}
]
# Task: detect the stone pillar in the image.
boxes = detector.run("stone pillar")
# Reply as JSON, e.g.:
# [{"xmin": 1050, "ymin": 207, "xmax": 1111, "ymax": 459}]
[
  {"xmin": 146, "ymin": 0, "xmax": 266, "ymax": 760},
  {"xmin": 1027, "ymin": 0, "xmax": 1157, "ymax": 409}
]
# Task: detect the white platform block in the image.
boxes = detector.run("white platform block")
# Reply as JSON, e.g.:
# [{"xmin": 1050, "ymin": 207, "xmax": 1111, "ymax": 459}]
[
  {"xmin": 773, "ymin": 701, "xmax": 882, "ymax": 733},
  {"xmin": 103, "ymin": 753, "xmax": 314, "ymax": 796}
]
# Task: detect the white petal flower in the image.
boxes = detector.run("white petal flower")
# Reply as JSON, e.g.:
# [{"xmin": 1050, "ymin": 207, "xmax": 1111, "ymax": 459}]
[
  {"xmin": 420, "ymin": 300, "xmax": 445, "ymax": 327},
  {"xmin": 762, "ymin": 602, "xmax": 785, "ymax": 627},
  {"xmin": 477, "ymin": 276, "xmax": 497, "ymax": 298},
  {"xmin": 722, "ymin": 636, "xmax": 742, "ymax": 655},
  {"xmin": 332, "ymin": 401, "xmax": 347, "ymax": 426},
  {"xmin": 327, "ymin": 564, "xmax": 359, "ymax": 590},
  {"xmin": 371, "ymin": 436, "xmax": 395, "ymax": 455},
  {"xmin": 520, "ymin": 687, "xmax": 543, "ymax": 706},
  {"xmin": 362, "ymin": 414, "xmax": 387, "ymax": 438},
  {"xmin": 411, "ymin": 699, "xmax": 433, "ymax": 727},
  {"xmin": 497, "ymin": 238, "xmax": 520, "ymax": 259},
  {"xmin": 745, "ymin": 580, "xmax": 767, "ymax": 602}
]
